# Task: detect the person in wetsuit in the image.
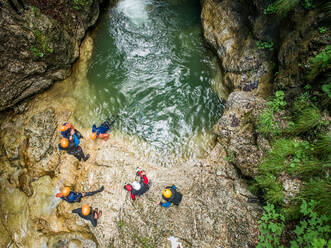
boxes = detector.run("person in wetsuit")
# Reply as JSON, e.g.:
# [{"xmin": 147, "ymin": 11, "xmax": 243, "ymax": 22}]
[
  {"xmin": 157, "ymin": 185, "xmax": 182, "ymax": 208},
  {"xmin": 59, "ymin": 122, "xmax": 84, "ymax": 140},
  {"xmin": 58, "ymin": 135, "xmax": 89, "ymax": 162},
  {"xmin": 56, "ymin": 186, "xmax": 104, "ymax": 203},
  {"xmin": 72, "ymin": 204, "xmax": 102, "ymax": 227},
  {"xmin": 8, "ymin": 0, "xmax": 29, "ymax": 15},
  {"xmin": 124, "ymin": 169, "xmax": 150, "ymax": 200},
  {"xmin": 90, "ymin": 115, "xmax": 118, "ymax": 141}
]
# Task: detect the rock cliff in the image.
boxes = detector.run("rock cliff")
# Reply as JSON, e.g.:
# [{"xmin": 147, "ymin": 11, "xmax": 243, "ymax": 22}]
[{"xmin": 0, "ymin": 0, "xmax": 105, "ymax": 111}]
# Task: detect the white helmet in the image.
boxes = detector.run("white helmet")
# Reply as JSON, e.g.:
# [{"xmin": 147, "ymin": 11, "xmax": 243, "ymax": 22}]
[{"xmin": 132, "ymin": 181, "xmax": 141, "ymax": 191}]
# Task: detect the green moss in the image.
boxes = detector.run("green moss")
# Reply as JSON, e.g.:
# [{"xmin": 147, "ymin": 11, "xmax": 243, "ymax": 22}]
[{"xmin": 264, "ymin": 0, "xmax": 300, "ymax": 16}]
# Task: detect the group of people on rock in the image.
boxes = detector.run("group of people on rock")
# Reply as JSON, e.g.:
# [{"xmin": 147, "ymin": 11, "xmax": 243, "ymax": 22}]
[{"xmin": 56, "ymin": 116, "xmax": 182, "ymax": 227}]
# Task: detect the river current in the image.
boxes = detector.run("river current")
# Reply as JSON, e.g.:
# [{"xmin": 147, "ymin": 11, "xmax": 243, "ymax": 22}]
[{"xmin": 76, "ymin": 0, "xmax": 223, "ymax": 163}]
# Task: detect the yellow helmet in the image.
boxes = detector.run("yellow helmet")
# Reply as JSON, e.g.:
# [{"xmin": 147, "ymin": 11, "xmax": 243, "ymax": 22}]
[
  {"xmin": 61, "ymin": 187, "xmax": 71, "ymax": 197},
  {"xmin": 82, "ymin": 204, "xmax": 90, "ymax": 216},
  {"xmin": 162, "ymin": 189, "xmax": 172, "ymax": 199}
]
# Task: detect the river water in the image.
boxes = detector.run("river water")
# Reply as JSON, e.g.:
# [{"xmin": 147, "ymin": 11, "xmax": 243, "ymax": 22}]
[{"xmin": 77, "ymin": 0, "xmax": 223, "ymax": 163}]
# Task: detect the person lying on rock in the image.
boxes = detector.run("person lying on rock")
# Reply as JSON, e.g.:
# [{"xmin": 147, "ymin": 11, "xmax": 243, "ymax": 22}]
[
  {"xmin": 8, "ymin": 0, "xmax": 29, "ymax": 15},
  {"xmin": 56, "ymin": 186, "xmax": 104, "ymax": 203},
  {"xmin": 72, "ymin": 204, "xmax": 102, "ymax": 227},
  {"xmin": 156, "ymin": 185, "xmax": 182, "ymax": 208},
  {"xmin": 58, "ymin": 136, "xmax": 90, "ymax": 162},
  {"xmin": 124, "ymin": 168, "xmax": 150, "ymax": 200},
  {"xmin": 59, "ymin": 122, "xmax": 84, "ymax": 140},
  {"xmin": 90, "ymin": 115, "xmax": 118, "ymax": 141}
]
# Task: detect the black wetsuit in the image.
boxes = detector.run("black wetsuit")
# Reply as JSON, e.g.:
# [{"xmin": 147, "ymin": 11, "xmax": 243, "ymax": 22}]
[
  {"xmin": 58, "ymin": 137, "xmax": 89, "ymax": 162},
  {"xmin": 61, "ymin": 186, "xmax": 104, "ymax": 203},
  {"xmin": 72, "ymin": 207, "xmax": 98, "ymax": 227}
]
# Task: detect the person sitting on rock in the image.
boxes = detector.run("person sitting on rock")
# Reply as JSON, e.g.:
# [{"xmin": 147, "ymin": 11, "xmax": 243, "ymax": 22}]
[
  {"xmin": 72, "ymin": 204, "xmax": 102, "ymax": 227},
  {"xmin": 8, "ymin": 0, "xmax": 29, "ymax": 15},
  {"xmin": 157, "ymin": 185, "xmax": 182, "ymax": 208},
  {"xmin": 56, "ymin": 186, "xmax": 104, "ymax": 203},
  {"xmin": 59, "ymin": 122, "xmax": 83, "ymax": 140},
  {"xmin": 124, "ymin": 168, "xmax": 150, "ymax": 200},
  {"xmin": 58, "ymin": 135, "xmax": 89, "ymax": 162},
  {"xmin": 90, "ymin": 115, "xmax": 118, "ymax": 141}
]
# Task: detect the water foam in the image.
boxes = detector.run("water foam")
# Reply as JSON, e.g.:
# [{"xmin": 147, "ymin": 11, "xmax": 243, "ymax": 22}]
[{"xmin": 117, "ymin": 0, "xmax": 150, "ymax": 25}]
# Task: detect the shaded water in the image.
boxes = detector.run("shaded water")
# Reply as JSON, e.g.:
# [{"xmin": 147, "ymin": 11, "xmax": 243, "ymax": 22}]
[{"xmin": 79, "ymin": 0, "xmax": 223, "ymax": 161}]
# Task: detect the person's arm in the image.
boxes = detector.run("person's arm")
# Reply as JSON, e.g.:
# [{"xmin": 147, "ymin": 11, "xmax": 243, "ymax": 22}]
[
  {"xmin": 130, "ymin": 192, "xmax": 136, "ymax": 200},
  {"xmin": 73, "ymin": 134, "xmax": 80, "ymax": 146},
  {"xmin": 137, "ymin": 171, "xmax": 148, "ymax": 184}
]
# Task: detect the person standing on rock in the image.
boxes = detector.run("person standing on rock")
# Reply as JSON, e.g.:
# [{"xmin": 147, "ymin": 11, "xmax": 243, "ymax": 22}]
[
  {"xmin": 58, "ymin": 135, "xmax": 90, "ymax": 161},
  {"xmin": 157, "ymin": 185, "xmax": 182, "ymax": 208},
  {"xmin": 56, "ymin": 186, "xmax": 104, "ymax": 203},
  {"xmin": 72, "ymin": 204, "xmax": 102, "ymax": 227},
  {"xmin": 124, "ymin": 168, "xmax": 150, "ymax": 200},
  {"xmin": 7, "ymin": 0, "xmax": 29, "ymax": 15},
  {"xmin": 59, "ymin": 122, "xmax": 84, "ymax": 140},
  {"xmin": 90, "ymin": 115, "xmax": 118, "ymax": 141}
]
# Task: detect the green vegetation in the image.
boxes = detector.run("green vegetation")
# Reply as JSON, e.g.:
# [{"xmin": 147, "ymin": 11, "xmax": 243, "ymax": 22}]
[
  {"xmin": 257, "ymin": 203, "xmax": 285, "ymax": 248},
  {"xmin": 72, "ymin": 0, "xmax": 89, "ymax": 10},
  {"xmin": 31, "ymin": 6, "xmax": 41, "ymax": 18},
  {"xmin": 304, "ymin": 0, "xmax": 314, "ymax": 9},
  {"xmin": 306, "ymin": 45, "xmax": 331, "ymax": 82},
  {"xmin": 30, "ymin": 28, "xmax": 53, "ymax": 59},
  {"xmin": 264, "ymin": 0, "xmax": 315, "ymax": 16},
  {"xmin": 257, "ymin": 90, "xmax": 286, "ymax": 137},
  {"xmin": 264, "ymin": 0, "xmax": 300, "ymax": 16},
  {"xmin": 256, "ymin": 40, "xmax": 274, "ymax": 51},
  {"xmin": 318, "ymin": 27, "xmax": 327, "ymax": 34},
  {"xmin": 258, "ymin": 200, "xmax": 331, "ymax": 248}
]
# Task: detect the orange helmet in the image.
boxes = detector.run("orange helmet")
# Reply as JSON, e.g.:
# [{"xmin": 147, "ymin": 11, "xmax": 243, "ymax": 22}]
[
  {"xmin": 61, "ymin": 187, "xmax": 71, "ymax": 197},
  {"xmin": 59, "ymin": 125, "xmax": 67, "ymax": 132},
  {"xmin": 90, "ymin": 132, "xmax": 97, "ymax": 140},
  {"xmin": 60, "ymin": 138, "xmax": 69, "ymax": 148},
  {"xmin": 82, "ymin": 204, "xmax": 90, "ymax": 216}
]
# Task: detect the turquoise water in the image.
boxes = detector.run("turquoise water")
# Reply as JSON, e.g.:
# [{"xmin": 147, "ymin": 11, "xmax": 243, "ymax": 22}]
[{"xmin": 85, "ymin": 0, "xmax": 223, "ymax": 159}]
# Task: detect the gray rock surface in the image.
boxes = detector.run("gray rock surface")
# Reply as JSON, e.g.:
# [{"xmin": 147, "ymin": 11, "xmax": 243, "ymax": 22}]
[{"xmin": 0, "ymin": 0, "xmax": 104, "ymax": 110}]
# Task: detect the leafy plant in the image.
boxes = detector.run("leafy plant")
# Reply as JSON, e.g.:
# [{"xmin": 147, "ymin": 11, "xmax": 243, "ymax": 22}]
[
  {"xmin": 257, "ymin": 203, "xmax": 285, "ymax": 248},
  {"xmin": 257, "ymin": 201, "xmax": 331, "ymax": 248},
  {"xmin": 303, "ymin": 0, "xmax": 314, "ymax": 9},
  {"xmin": 256, "ymin": 40, "xmax": 274, "ymax": 51},
  {"xmin": 264, "ymin": 0, "xmax": 300, "ymax": 16},
  {"xmin": 319, "ymin": 27, "xmax": 327, "ymax": 34},
  {"xmin": 72, "ymin": 0, "xmax": 89, "ymax": 10},
  {"xmin": 30, "ymin": 28, "xmax": 53, "ymax": 59},
  {"xmin": 306, "ymin": 45, "xmax": 331, "ymax": 82},
  {"xmin": 30, "ymin": 46, "xmax": 44, "ymax": 58},
  {"xmin": 290, "ymin": 200, "xmax": 331, "ymax": 248}
]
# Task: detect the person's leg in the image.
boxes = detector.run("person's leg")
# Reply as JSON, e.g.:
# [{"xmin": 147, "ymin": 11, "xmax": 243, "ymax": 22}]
[
  {"xmin": 8, "ymin": 0, "xmax": 21, "ymax": 14},
  {"xmin": 98, "ymin": 133, "xmax": 109, "ymax": 141},
  {"xmin": 77, "ymin": 147, "xmax": 89, "ymax": 161},
  {"xmin": 17, "ymin": 0, "xmax": 29, "ymax": 10},
  {"xmin": 83, "ymin": 186, "xmax": 104, "ymax": 197}
]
